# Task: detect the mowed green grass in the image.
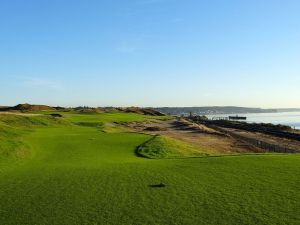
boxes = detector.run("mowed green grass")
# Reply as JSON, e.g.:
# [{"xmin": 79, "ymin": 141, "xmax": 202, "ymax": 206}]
[{"xmin": 0, "ymin": 112, "xmax": 300, "ymax": 225}]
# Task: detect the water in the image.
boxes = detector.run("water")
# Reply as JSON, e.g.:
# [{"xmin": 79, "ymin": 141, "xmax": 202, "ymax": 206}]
[{"xmin": 207, "ymin": 112, "xmax": 300, "ymax": 130}]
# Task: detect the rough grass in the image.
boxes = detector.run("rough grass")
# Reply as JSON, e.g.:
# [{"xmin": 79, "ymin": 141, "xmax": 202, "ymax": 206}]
[
  {"xmin": 0, "ymin": 114, "xmax": 70, "ymax": 127},
  {"xmin": 0, "ymin": 114, "xmax": 71, "ymax": 170},
  {"xmin": 38, "ymin": 111, "xmax": 171, "ymax": 123},
  {"xmin": 101, "ymin": 123, "xmax": 132, "ymax": 133},
  {"xmin": 74, "ymin": 121, "xmax": 104, "ymax": 128},
  {"xmin": 137, "ymin": 135, "xmax": 208, "ymax": 158},
  {"xmin": 0, "ymin": 124, "xmax": 28, "ymax": 163},
  {"xmin": 0, "ymin": 112, "xmax": 299, "ymax": 225}
]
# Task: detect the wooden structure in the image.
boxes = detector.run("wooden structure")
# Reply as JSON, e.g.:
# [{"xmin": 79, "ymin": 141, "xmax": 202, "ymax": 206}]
[{"xmin": 229, "ymin": 115, "xmax": 247, "ymax": 120}]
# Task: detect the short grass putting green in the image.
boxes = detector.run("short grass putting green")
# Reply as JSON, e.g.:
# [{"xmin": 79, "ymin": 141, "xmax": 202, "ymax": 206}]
[{"xmin": 0, "ymin": 112, "xmax": 299, "ymax": 225}]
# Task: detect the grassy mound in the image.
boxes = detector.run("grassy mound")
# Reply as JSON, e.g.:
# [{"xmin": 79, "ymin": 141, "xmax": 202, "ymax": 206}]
[
  {"xmin": 118, "ymin": 107, "xmax": 165, "ymax": 116},
  {"xmin": 0, "ymin": 114, "xmax": 70, "ymax": 165},
  {"xmin": 0, "ymin": 124, "xmax": 29, "ymax": 163},
  {"xmin": 101, "ymin": 123, "xmax": 131, "ymax": 133},
  {"xmin": 137, "ymin": 135, "xmax": 208, "ymax": 159},
  {"xmin": 0, "ymin": 103, "xmax": 54, "ymax": 112},
  {"xmin": 0, "ymin": 114, "xmax": 70, "ymax": 128},
  {"xmin": 66, "ymin": 112, "xmax": 169, "ymax": 124}
]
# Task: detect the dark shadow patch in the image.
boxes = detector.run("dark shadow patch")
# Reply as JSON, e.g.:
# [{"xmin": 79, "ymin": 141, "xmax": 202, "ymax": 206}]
[
  {"xmin": 149, "ymin": 183, "xmax": 166, "ymax": 188},
  {"xmin": 134, "ymin": 135, "xmax": 158, "ymax": 158},
  {"xmin": 49, "ymin": 113, "xmax": 63, "ymax": 118},
  {"xmin": 75, "ymin": 122, "xmax": 104, "ymax": 128}
]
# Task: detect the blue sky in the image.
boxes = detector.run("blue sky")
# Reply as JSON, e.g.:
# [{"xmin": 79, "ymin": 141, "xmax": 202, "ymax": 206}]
[{"xmin": 1, "ymin": 0, "xmax": 300, "ymax": 107}]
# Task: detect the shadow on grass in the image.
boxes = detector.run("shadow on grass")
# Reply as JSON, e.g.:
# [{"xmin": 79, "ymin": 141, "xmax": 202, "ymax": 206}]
[
  {"xmin": 135, "ymin": 135, "xmax": 158, "ymax": 159},
  {"xmin": 149, "ymin": 183, "xmax": 166, "ymax": 188}
]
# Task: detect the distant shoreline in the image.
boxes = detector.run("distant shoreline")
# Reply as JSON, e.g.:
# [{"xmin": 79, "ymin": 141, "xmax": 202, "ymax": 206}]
[
  {"xmin": 206, "ymin": 112, "xmax": 300, "ymax": 130},
  {"xmin": 156, "ymin": 106, "xmax": 300, "ymax": 116}
]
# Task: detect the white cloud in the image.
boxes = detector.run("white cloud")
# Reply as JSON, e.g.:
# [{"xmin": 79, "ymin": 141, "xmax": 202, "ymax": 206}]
[
  {"xmin": 23, "ymin": 77, "xmax": 64, "ymax": 90},
  {"xmin": 115, "ymin": 36, "xmax": 146, "ymax": 54}
]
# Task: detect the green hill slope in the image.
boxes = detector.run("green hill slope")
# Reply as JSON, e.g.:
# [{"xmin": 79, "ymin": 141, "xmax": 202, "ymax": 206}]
[
  {"xmin": 0, "ymin": 112, "xmax": 299, "ymax": 225},
  {"xmin": 0, "ymin": 114, "xmax": 71, "ymax": 169},
  {"xmin": 136, "ymin": 135, "xmax": 208, "ymax": 158}
]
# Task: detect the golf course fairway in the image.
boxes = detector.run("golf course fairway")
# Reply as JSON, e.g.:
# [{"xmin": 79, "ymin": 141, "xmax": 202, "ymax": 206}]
[{"xmin": 0, "ymin": 113, "xmax": 299, "ymax": 225}]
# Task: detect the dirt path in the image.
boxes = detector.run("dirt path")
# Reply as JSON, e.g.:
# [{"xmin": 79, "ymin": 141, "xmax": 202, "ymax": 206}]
[{"xmin": 221, "ymin": 127, "xmax": 300, "ymax": 152}]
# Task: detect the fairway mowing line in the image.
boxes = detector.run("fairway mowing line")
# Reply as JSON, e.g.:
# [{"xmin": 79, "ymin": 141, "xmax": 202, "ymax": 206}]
[
  {"xmin": 145, "ymin": 153, "xmax": 295, "ymax": 160},
  {"xmin": 135, "ymin": 135, "xmax": 158, "ymax": 158}
]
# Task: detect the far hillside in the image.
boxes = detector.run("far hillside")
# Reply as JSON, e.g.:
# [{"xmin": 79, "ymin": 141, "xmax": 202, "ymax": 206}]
[
  {"xmin": 0, "ymin": 104, "xmax": 165, "ymax": 116},
  {"xmin": 156, "ymin": 106, "xmax": 278, "ymax": 115}
]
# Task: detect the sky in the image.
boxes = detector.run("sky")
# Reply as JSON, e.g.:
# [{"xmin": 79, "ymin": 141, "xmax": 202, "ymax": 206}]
[{"xmin": 0, "ymin": 0, "xmax": 300, "ymax": 108}]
